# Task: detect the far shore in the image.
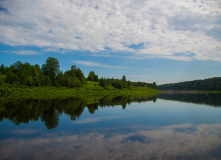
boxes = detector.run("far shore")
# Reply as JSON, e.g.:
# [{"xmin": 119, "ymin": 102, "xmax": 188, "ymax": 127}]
[{"xmin": 160, "ymin": 90, "xmax": 221, "ymax": 94}]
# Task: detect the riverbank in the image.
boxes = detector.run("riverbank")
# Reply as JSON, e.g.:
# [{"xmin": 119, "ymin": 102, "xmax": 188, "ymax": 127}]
[{"xmin": 0, "ymin": 81, "xmax": 161, "ymax": 100}]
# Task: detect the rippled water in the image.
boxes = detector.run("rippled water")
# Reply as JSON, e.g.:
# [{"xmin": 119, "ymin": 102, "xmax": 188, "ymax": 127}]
[{"xmin": 0, "ymin": 94, "xmax": 221, "ymax": 160}]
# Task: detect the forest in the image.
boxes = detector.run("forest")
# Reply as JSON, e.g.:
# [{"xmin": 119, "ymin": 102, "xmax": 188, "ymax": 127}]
[
  {"xmin": 158, "ymin": 77, "xmax": 221, "ymax": 91},
  {"xmin": 0, "ymin": 57, "xmax": 157, "ymax": 90}
]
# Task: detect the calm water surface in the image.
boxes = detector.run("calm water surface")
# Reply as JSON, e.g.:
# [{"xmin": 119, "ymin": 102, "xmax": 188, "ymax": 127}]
[{"xmin": 0, "ymin": 94, "xmax": 221, "ymax": 160}]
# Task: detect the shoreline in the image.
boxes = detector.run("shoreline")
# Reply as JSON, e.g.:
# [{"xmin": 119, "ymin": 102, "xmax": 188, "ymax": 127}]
[
  {"xmin": 160, "ymin": 90, "xmax": 221, "ymax": 94},
  {"xmin": 0, "ymin": 82, "xmax": 161, "ymax": 100}
]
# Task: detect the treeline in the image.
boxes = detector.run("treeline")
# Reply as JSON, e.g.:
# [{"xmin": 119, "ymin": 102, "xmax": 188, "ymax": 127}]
[
  {"xmin": 0, "ymin": 57, "xmax": 157, "ymax": 89},
  {"xmin": 0, "ymin": 57, "xmax": 85, "ymax": 88},
  {"xmin": 158, "ymin": 77, "xmax": 221, "ymax": 91},
  {"xmin": 100, "ymin": 77, "xmax": 157, "ymax": 89}
]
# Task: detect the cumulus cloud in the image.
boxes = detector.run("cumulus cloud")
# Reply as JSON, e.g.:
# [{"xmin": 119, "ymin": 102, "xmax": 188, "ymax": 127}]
[{"xmin": 0, "ymin": 0, "xmax": 221, "ymax": 61}]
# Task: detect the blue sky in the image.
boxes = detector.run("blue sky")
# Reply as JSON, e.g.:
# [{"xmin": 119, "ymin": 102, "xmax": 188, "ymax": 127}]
[{"xmin": 0, "ymin": 0, "xmax": 221, "ymax": 84}]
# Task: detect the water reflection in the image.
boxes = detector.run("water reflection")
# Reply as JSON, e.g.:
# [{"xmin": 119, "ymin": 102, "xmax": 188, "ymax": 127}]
[
  {"xmin": 1, "ymin": 94, "xmax": 221, "ymax": 160},
  {"xmin": 1, "ymin": 123, "xmax": 221, "ymax": 160},
  {"xmin": 158, "ymin": 93, "xmax": 221, "ymax": 107},
  {"xmin": 0, "ymin": 95, "xmax": 157, "ymax": 129}
]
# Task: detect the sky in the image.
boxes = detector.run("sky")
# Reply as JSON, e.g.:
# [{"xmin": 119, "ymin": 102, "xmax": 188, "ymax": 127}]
[{"xmin": 0, "ymin": 0, "xmax": 221, "ymax": 84}]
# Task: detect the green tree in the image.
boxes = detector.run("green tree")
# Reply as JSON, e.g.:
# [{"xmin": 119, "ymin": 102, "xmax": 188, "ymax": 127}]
[
  {"xmin": 93, "ymin": 74, "xmax": 98, "ymax": 82},
  {"xmin": 99, "ymin": 77, "xmax": 108, "ymax": 88},
  {"xmin": 0, "ymin": 64, "xmax": 5, "ymax": 75},
  {"xmin": 33, "ymin": 64, "xmax": 43, "ymax": 86},
  {"xmin": 5, "ymin": 69, "xmax": 18, "ymax": 84},
  {"xmin": 13, "ymin": 61, "xmax": 22, "ymax": 72},
  {"xmin": 63, "ymin": 65, "xmax": 84, "ymax": 88},
  {"xmin": 0, "ymin": 76, "xmax": 4, "ymax": 85},
  {"xmin": 128, "ymin": 80, "xmax": 131, "ymax": 87},
  {"xmin": 153, "ymin": 82, "xmax": 157, "ymax": 89},
  {"xmin": 56, "ymin": 71, "xmax": 65, "ymax": 86},
  {"xmin": 88, "ymin": 75, "xmax": 94, "ymax": 81},
  {"xmin": 87, "ymin": 71, "xmax": 98, "ymax": 82},
  {"xmin": 41, "ymin": 57, "xmax": 60, "ymax": 83},
  {"xmin": 44, "ymin": 76, "xmax": 52, "ymax": 86},
  {"xmin": 18, "ymin": 62, "xmax": 32, "ymax": 85},
  {"xmin": 65, "ymin": 76, "xmax": 81, "ymax": 88},
  {"xmin": 75, "ymin": 68, "xmax": 85, "ymax": 84},
  {"xmin": 26, "ymin": 77, "xmax": 34, "ymax": 86},
  {"xmin": 122, "ymin": 75, "xmax": 126, "ymax": 82}
]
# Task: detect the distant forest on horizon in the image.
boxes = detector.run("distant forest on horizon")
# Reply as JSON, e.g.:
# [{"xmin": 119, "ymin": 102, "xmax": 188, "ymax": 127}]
[{"xmin": 158, "ymin": 77, "xmax": 221, "ymax": 91}]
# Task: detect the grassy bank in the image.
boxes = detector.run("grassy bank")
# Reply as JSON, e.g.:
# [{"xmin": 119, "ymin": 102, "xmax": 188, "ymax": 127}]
[{"xmin": 0, "ymin": 81, "xmax": 161, "ymax": 100}]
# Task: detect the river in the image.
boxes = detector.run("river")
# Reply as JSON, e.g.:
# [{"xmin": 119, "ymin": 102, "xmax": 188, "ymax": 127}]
[{"xmin": 0, "ymin": 93, "xmax": 221, "ymax": 160}]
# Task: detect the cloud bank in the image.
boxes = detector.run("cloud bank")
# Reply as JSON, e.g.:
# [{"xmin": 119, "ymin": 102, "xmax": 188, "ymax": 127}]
[{"xmin": 0, "ymin": 0, "xmax": 221, "ymax": 61}]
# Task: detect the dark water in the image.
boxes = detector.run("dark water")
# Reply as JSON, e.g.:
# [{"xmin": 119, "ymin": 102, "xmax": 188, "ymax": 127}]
[{"xmin": 0, "ymin": 94, "xmax": 221, "ymax": 160}]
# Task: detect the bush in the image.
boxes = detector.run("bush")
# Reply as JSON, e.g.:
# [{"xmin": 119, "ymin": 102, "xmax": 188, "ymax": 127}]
[{"xmin": 66, "ymin": 77, "xmax": 81, "ymax": 88}]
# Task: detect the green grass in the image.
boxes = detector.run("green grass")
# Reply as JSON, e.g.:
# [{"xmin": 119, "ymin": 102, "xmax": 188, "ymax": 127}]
[{"xmin": 0, "ymin": 81, "xmax": 161, "ymax": 100}]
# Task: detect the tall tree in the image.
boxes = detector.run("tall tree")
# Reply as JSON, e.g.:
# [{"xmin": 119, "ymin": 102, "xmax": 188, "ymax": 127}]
[
  {"xmin": 56, "ymin": 71, "xmax": 65, "ymax": 86},
  {"xmin": 153, "ymin": 82, "xmax": 157, "ymax": 89},
  {"xmin": 122, "ymin": 75, "xmax": 126, "ymax": 82},
  {"xmin": 0, "ymin": 64, "xmax": 5, "ymax": 75},
  {"xmin": 75, "ymin": 68, "xmax": 85, "ymax": 83},
  {"xmin": 33, "ymin": 64, "xmax": 43, "ymax": 86},
  {"xmin": 63, "ymin": 65, "xmax": 84, "ymax": 88},
  {"xmin": 41, "ymin": 57, "xmax": 60, "ymax": 83}
]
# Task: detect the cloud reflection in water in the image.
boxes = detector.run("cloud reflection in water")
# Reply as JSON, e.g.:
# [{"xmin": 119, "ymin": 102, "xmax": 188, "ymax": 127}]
[{"xmin": 1, "ymin": 123, "xmax": 221, "ymax": 160}]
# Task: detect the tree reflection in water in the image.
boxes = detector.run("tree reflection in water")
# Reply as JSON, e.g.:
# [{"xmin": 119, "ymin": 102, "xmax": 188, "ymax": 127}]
[
  {"xmin": 1, "ymin": 93, "xmax": 220, "ymax": 129},
  {"xmin": 1, "ymin": 94, "xmax": 221, "ymax": 160},
  {"xmin": 158, "ymin": 93, "xmax": 221, "ymax": 107},
  {"xmin": 0, "ymin": 95, "xmax": 157, "ymax": 129}
]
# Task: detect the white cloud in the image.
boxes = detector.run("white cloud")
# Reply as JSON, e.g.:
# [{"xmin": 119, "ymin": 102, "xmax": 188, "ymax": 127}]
[
  {"xmin": 73, "ymin": 60, "xmax": 128, "ymax": 69},
  {"xmin": 12, "ymin": 50, "xmax": 41, "ymax": 55},
  {"xmin": 73, "ymin": 61, "xmax": 153, "ymax": 75},
  {"xmin": 0, "ymin": 0, "xmax": 221, "ymax": 61},
  {"xmin": 73, "ymin": 116, "xmax": 125, "ymax": 124}
]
